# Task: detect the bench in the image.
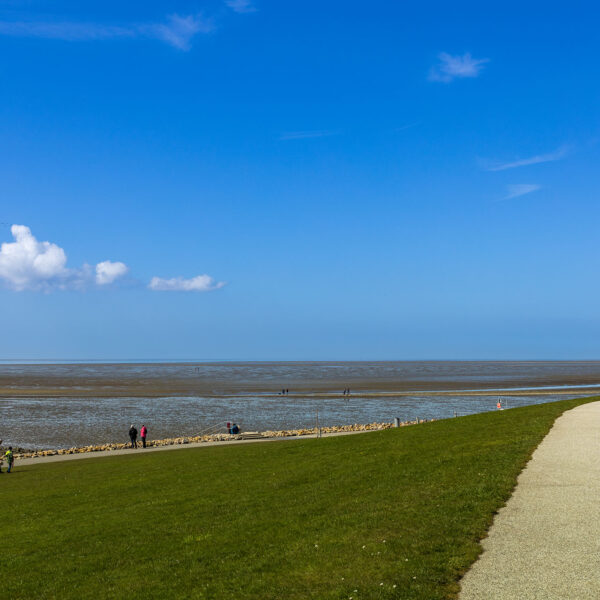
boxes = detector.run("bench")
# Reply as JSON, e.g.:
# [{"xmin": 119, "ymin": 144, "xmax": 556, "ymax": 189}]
[{"xmin": 238, "ymin": 432, "xmax": 264, "ymax": 440}]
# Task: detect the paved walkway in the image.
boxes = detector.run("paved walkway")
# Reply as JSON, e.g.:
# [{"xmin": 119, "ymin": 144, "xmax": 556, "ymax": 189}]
[
  {"xmin": 459, "ymin": 401, "xmax": 600, "ymax": 599},
  {"xmin": 13, "ymin": 428, "xmax": 371, "ymax": 467}
]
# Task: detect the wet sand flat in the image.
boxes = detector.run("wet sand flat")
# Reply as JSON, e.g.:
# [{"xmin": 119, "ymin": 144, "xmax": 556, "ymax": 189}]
[
  {"xmin": 3, "ymin": 361, "xmax": 600, "ymax": 450},
  {"xmin": 2, "ymin": 360, "xmax": 600, "ymax": 398}
]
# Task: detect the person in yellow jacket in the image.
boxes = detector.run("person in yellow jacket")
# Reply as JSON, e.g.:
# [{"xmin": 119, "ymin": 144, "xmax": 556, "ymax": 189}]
[{"xmin": 4, "ymin": 447, "xmax": 14, "ymax": 473}]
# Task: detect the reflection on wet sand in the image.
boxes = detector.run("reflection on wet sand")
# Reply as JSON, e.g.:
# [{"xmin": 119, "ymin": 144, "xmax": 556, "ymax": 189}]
[{"xmin": 1, "ymin": 361, "xmax": 599, "ymax": 450}]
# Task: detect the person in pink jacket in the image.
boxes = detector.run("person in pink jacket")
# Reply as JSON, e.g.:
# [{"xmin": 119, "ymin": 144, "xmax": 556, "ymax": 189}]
[{"xmin": 140, "ymin": 425, "xmax": 148, "ymax": 448}]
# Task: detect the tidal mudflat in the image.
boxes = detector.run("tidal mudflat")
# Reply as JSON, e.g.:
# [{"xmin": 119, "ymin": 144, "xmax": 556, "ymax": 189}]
[{"xmin": 1, "ymin": 361, "xmax": 599, "ymax": 449}]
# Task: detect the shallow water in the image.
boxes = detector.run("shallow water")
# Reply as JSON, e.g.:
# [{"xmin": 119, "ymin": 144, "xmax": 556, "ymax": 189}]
[
  {"xmin": 0, "ymin": 391, "xmax": 586, "ymax": 450},
  {"xmin": 1, "ymin": 361, "xmax": 599, "ymax": 449}
]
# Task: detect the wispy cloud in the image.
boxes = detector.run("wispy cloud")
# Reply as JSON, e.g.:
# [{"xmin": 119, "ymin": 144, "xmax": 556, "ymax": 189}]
[
  {"xmin": 429, "ymin": 52, "xmax": 489, "ymax": 83},
  {"xmin": 0, "ymin": 21, "xmax": 133, "ymax": 41},
  {"xmin": 279, "ymin": 130, "xmax": 338, "ymax": 141},
  {"xmin": 485, "ymin": 146, "xmax": 569, "ymax": 172},
  {"xmin": 149, "ymin": 275, "xmax": 226, "ymax": 292},
  {"xmin": 394, "ymin": 122, "xmax": 420, "ymax": 133},
  {"xmin": 225, "ymin": 0, "xmax": 257, "ymax": 14},
  {"xmin": 0, "ymin": 13, "xmax": 214, "ymax": 50},
  {"xmin": 141, "ymin": 14, "xmax": 214, "ymax": 50},
  {"xmin": 503, "ymin": 184, "xmax": 542, "ymax": 200}
]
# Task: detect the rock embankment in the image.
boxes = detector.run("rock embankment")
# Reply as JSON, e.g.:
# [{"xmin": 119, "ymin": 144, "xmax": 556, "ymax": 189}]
[
  {"xmin": 0, "ymin": 445, "xmax": 32, "ymax": 455},
  {"xmin": 14, "ymin": 419, "xmax": 432, "ymax": 460}
]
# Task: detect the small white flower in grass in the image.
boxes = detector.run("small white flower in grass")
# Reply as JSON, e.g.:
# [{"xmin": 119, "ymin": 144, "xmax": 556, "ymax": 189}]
[
  {"xmin": 314, "ymin": 544, "xmax": 318, "ymax": 548},
  {"xmin": 362, "ymin": 545, "xmax": 366, "ymax": 549},
  {"xmin": 380, "ymin": 582, "xmax": 384, "ymax": 586},
  {"xmin": 382, "ymin": 540, "xmax": 386, "ymax": 543},
  {"xmin": 393, "ymin": 584, "xmax": 397, "ymax": 588},
  {"xmin": 405, "ymin": 558, "xmax": 409, "ymax": 561},
  {"xmin": 413, "ymin": 576, "xmax": 417, "ymax": 579}
]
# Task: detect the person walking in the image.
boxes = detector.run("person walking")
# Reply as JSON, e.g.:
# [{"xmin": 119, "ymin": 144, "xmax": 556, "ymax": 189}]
[
  {"xmin": 129, "ymin": 425, "xmax": 138, "ymax": 449},
  {"xmin": 5, "ymin": 447, "xmax": 14, "ymax": 473},
  {"xmin": 140, "ymin": 425, "xmax": 148, "ymax": 448}
]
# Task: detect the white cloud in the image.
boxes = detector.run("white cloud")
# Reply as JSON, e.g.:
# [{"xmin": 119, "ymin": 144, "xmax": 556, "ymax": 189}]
[
  {"xmin": 0, "ymin": 225, "xmax": 127, "ymax": 291},
  {"xmin": 96, "ymin": 260, "xmax": 129, "ymax": 285},
  {"xmin": 485, "ymin": 146, "xmax": 569, "ymax": 171},
  {"xmin": 429, "ymin": 52, "xmax": 489, "ymax": 83},
  {"xmin": 0, "ymin": 13, "xmax": 214, "ymax": 50},
  {"xmin": 148, "ymin": 275, "xmax": 226, "ymax": 292},
  {"xmin": 225, "ymin": 0, "xmax": 257, "ymax": 13},
  {"xmin": 0, "ymin": 225, "xmax": 225, "ymax": 293},
  {"xmin": 504, "ymin": 184, "xmax": 542, "ymax": 200},
  {"xmin": 0, "ymin": 225, "xmax": 70, "ymax": 291}
]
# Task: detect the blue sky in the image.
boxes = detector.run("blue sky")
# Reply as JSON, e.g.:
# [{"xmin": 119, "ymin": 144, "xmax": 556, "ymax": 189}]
[{"xmin": 1, "ymin": 0, "xmax": 599, "ymax": 360}]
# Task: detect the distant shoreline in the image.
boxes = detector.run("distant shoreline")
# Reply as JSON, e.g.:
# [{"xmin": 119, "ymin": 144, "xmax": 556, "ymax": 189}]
[{"xmin": 3, "ymin": 359, "xmax": 600, "ymax": 364}]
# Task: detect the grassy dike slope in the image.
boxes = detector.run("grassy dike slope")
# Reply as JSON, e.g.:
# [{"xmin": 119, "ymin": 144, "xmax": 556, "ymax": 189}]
[{"xmin": 2, "ymin": 397, "xmax": 597, "ymax": 600}]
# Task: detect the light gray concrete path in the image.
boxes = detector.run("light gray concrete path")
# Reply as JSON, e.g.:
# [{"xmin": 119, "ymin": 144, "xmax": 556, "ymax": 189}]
[
  {"xmin": 459, "ymin": 401, "xmax": 600, "ymax": 600},
  {"xmin": 12, "ymin": 428, "xmax": 373, "ymax": 467}
]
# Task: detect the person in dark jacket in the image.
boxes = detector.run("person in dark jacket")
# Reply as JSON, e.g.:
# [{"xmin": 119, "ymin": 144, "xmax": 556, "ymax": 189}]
[{"xmin": 129, "ymin": 425, "xmax": 138, "ymax": 448}]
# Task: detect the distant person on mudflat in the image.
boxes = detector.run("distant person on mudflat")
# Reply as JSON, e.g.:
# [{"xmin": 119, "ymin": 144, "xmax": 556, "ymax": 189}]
[
  {"xmin": 140, "ymin": 425, "xmax": 148, "ymax": 448},
  {"xmin": 129, "ymin": 425, "xmax": 138, "ymax": 449},
  {"xmin": 5, "ymin": 447, "xmax": 13, "ymax": 473},
  {"xmin": 231, "ymin": 423, "xmax": 240, "ymax": 435}
]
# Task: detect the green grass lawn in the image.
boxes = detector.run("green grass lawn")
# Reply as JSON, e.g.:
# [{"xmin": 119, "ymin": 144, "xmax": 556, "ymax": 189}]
[{"xmin": 1, "ymin": 396, "xmax": 597, "ymax": 599}]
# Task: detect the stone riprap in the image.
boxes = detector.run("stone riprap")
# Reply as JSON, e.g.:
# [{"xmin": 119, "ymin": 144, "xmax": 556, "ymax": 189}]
[{"xmin": 13, "ymin": 419, "xmax": 433, "ymax": 460}]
